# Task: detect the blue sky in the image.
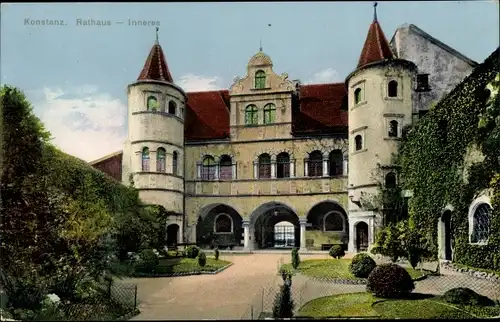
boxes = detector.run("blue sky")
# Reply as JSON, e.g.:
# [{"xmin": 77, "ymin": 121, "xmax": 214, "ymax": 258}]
[{"xmin": 1, "ymin": 2, "xmax": 498, "ymax": 162}]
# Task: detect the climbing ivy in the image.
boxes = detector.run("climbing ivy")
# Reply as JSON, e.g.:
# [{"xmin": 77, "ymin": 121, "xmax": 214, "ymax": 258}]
[{"xmin": 393, "ymin": 48, "xmax": 500, "ymax": 270}]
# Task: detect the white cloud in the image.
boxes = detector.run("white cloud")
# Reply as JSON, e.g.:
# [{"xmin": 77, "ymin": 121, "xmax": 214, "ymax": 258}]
[
  {"xmin": 306, "ymin": 68, "xmax": 341, "ymax": 84},
  {"xmin": 28, "ymin": 85, "xmax": 127, "ymax": 162},
  {"xmin": 176, "ymin": 74, "xmax": 224, "ymax": 92}
]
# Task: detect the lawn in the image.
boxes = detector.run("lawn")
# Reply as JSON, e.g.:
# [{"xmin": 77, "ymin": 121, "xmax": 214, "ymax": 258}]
[
  {"xmin": 281, "ymin": 259, "xmax": 427, "ymax": 280},
  {"xmin": 153, "ymin": 256, "xmax": 231, "ymax": 274},
  {"xmin": 297, "ymin": 292, "xmax": 500, "ymax": 319}
]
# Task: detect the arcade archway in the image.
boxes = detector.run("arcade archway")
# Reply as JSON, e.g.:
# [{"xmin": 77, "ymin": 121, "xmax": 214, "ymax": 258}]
[
  {"xmin": 196, "ymin": 204, "xmax": 243, "ymax": 248},
  {"xmin": 251, "ymin": 202, "xmax": 300, "ymax": 249}
]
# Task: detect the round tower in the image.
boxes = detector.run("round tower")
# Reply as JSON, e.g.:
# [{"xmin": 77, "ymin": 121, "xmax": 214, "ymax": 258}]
[
  {"xmin": 122, "ymin": 30, "xmax": 187, "ymax": 243},
  {"xmin": 345, "ymin": 4, "xmax": 417, "ymax": 253}
]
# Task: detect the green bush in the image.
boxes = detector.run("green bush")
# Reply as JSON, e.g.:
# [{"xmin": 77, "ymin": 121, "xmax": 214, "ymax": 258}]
[
  {"xmin": 329, "ymin": 245, "xmax": 345, "ymax": 259},
  {"xmin": 291, "ymin": 247, "xmax": 300, "ymax": 269},
  {"xmin": 137, "ymin": 249, "xmax": 159, "ymax": 273},
  {"xmin": 272, "ymin": 283, "xmax": 294, "ymax": 318},
  {"xmin": 366, "ymin": 263, "xmax": 415, "ymax": 298},
  {"xmin": 185, "ymin": 246, "xmax": 200, "ymax": 259},
  {"xmin": 349, "ymin": 253, "xmax": 377, "ymax": 278},
  {"xmin": 198, "ymin": 252, "xmax": 207, "ymax": 267},
  {"xmin": 214, "ymin": 248, "xmax": 219, "ymax": 261},
  {"xmin": 443, "ymin": 287, "xmax": 495, "ymax": 306}
]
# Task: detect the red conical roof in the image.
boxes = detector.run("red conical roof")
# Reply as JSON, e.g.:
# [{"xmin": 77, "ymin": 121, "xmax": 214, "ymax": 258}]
[
  {"xmin": 357, "ymin": 16, "xmax": 394, "ymax": 68},
  {"xmin": 137, "ymin": 41, "xmax": 174, "ymax": 82}
]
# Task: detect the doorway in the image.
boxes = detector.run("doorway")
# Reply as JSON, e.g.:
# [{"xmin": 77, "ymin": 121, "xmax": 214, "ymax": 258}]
[{"xmin": 356, "ymin": 222, "xmax": 369, "ymax": 252}]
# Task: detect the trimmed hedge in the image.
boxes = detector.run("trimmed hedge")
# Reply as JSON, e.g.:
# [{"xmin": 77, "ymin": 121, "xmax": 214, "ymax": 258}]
[
  {"xmin": 349, "ymin": 254, "xmax": 377, "ymax": 278},
  {"xmin": 367, "ymin": 263, "xmax": 415, "ymax": 298}
]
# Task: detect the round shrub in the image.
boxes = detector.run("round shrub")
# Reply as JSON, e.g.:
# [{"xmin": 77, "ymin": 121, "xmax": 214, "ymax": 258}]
[
  {"xmin": 198, "ymin": 252, "xmax": 207, "ymax": 267},
  {"xmin": 349, "ymin": 253, "xmax": 377, "ymax": 278},
  {"xmin": 138, "ymin": 249, "xmax": 159, "ymax": 273},
  {"xmin": 443, "ymin": 287, "xmax": 495, "ymax": 306},
  {"xmin": 367, "ymin": 263, "xmax": 415, "ymax": 298},
  {"xmin": 185, "ymin": 246, "xmax": 200, "ymax": 259},
  {"xmin": 214, "ymin": 248, "xmax": 220, "ymax": 261},
  {"xmin": 329, "ymin": 245, "xmax": 345, "ymax": 259}
]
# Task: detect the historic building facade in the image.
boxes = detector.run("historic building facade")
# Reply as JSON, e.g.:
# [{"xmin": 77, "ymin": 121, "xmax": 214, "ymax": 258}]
[{"xmin": 90, "ymin": 9, "xmax": 478, "ymax": 253}]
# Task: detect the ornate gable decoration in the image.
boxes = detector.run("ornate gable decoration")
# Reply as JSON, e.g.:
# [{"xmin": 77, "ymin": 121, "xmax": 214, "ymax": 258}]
[{"xmin": 230, "ymin": 50, "xmax": 295, "ymax": 95}]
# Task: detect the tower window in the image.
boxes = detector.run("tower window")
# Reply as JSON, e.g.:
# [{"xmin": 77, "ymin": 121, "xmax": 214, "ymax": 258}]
[
  {"xmin": 147, "ymin": 96, "xmax": 158, "ymax": 111},
  {"xmin": 354, "ymin": 88, "xmax": 362, "ymax": 104},
  {"xmin": 263, "ymin": 103, "xmax": 276, "ymax": 124},
  {"xmin": 388, "ymin": 120, "xmax": 399, "ymax": 137},
  {"xmin": 355, "ymin": 135, "xmax": 363, "ymax": 151},
  {"xmin": 156, "ymin": 148, "xmax": 166, "ymax": 172},
  {"xmin": 142, "ymin": 147, "xmax": 150, "ymax": 171},
  {"xmin": 172, "ymin": 151, "xmax": 178, "ymax": 175},
  {"xmin": 245, "ymin": 105, "xmax": 258, "ymax": 125},
  {"xmin": 255, "ymin": 70, "xmax": 266, "ymax": 89},
  {"xmin": 416, "ymin": 74, "xmax": 430, "ymax": 92},
  {"xmin": 388, "ymin": 80, "xmax": 398, "ymax": 97},
  {"xmin": 168, "ymin": 101, "xmax": 177, "ymax": 115}
]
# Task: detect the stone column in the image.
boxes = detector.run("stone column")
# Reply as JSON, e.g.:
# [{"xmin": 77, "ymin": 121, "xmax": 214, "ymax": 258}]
[
  {"xmin": 179, "ymin": 222, "xmax": 184, "ymax": 244},
  {"xmin": 243, "ymin": 220, "xmax": 250, "ymax": 252},
  {"xmin": 304, "ymin": 159, "xmax": 309, "ymax": 177},
  {"xmin": 271, "ymin": 159, "xmax": 277, "ymax": 179},
  {"xmin": 322, "ymin": 154, "xmax": 329, "ymax": 177},
  {"xmin": 290, "ymin": 158, "xmax": 295, "ymax": 178},
  {"xmin": 299, "ymin": 218, "xmax": 307, "ymax": 252},
  {"xmin": 343, "ymin": 155, "xmax": 349, "ymax": 176},
  {"xmin": 348, "ymin": 221, "xmax": 355, "ymax": 253},
  {"xmin": 196, "ymin": 161, "xmax": 202, "ymax": 179},
  {"xmin": 253, "ymin": 160, "xmax": 259, "ymax": 179},
  {"xmin": 232, "ymin": 162, "xmax": 237, "ymax": 179}
]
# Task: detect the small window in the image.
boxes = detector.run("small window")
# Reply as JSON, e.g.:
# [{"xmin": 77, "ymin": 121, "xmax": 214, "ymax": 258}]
[
  {"xmin": 355, "ymin": 135, "xmax": 363, "ymax": 151},
  {"xmin": 255, "ymin": 70, "xmax": 266, "ymax": 89},
  {"xmin": 258, "ymin": 153, "xmax": 271, "ymax": 179},
  {"xmin": 388, "ymin": 80, "xmax": 398, "ymax": 97},
  {"xmin": 156, "ymin": 148, "xmax": 166, "ymax": 172},
  {"xmin": 308, "ymin": 150, "xmax": 323, "ymax": 177},
  {"xmin": 168, "ymin": 101, "xmax": 177, "ymax": 115},
  {"xmin": 388, "ymin": 120, "xmax": 399, "ymax": 137},
  {"xmin": 416, "ymin": 74, "xmax": 430, "ymax": 91},
  {"xmin": 245, "ymin": 105, "xmax": 258, "ymax": 125},
  {"xmin": 147, "ymin": 96, "xmax": 158, "ymax": 111},
  {"xmin": 142, "ymin": 147, "xmax": 150, "ymax": 171},
  {"xmin": 172, "ymin": 151, "xmax": 178, "ymax": 175},
  {"xmin": 276, "ymin": 152, "xmax": 290, "ymax": 178},
  {"xmin": 219, "ymin": 155, "xmax": 233, "ymax": 180},
  {"xmin": 354, "ymin": 88, "xmax": 362, "ymax": 104},
  {"xmin": 263, "ymin": 103, "xmax": 276, "ymax": 124},
  {"xmin": 471, "ymin": 203, "xmax": 491, "ymax": 244},
  {"xmin": 201, "ymin": 155, "xmax": 216, "ymax": 180},
  {"xmin": 385, "ymin": 172, "xmax": 397, "ymax": 188}
]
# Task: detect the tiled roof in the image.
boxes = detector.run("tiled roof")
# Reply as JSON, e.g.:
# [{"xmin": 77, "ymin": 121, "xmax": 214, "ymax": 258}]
[
  {"xmin": 137, "ymin": 42, "xmax": 174, "ymax": 82},
  {"xmin": 185, "ymin": 90, "xmax": 231, "ymax": 140},
  {"xmin": 357, "ymin": 18, "xmax": 394, "ymax": 68}
]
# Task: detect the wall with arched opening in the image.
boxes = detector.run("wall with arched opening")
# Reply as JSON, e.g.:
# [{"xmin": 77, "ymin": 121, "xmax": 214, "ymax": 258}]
[
  {"xmin": 196, "ymin": 203, "xmax": 243, "ymax": 248},
  {"xmin": 305, "ymin": 200, "xmax": 349, "ymax": 250}
]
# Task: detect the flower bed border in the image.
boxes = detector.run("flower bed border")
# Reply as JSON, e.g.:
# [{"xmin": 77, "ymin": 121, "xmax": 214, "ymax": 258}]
[
  {"xmin": 131, "ymin": 262, "xmax": 233, "ymax": 278},
  {"xmin": 441, "ymin": 262, "xmax": 500, "ymax": 282}
]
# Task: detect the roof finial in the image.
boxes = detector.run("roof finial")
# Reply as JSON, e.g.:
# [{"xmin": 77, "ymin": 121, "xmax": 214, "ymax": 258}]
[
  {"xmin": 373, "ymin": 2, "xmax": 378, "ymax": 21},
  {"xmin": 155, "ymin": 27, "xmax": 159, "ymax": 44},
  {"xmin": 259, "ymin": 38, "xmax": 263, "ymax": 52}
]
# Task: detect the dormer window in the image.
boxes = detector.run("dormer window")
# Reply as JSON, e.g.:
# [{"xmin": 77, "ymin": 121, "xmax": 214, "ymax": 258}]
[
  {"xmin": 147, "ymin": 96, "xmax": 158, "ymax": 111},
  {"xmin": 255, "ymin": 70, "xmax": 266, "ymax": 89},
  {"xmin": 354, "ymin": 88, "xmax": 362, "ymax": 104}
]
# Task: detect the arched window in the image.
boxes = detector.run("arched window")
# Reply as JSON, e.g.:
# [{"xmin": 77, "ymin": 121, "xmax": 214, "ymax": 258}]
[
  {"xmin": 168, "ymin": 101, "xmax": 177, "ymax": 115},
  {"xmin": 471, "ymin": 203, "xmax": 491, "ymax": 243},
  {"xmin": 263, "ymin": 103, "xmax": 276, "ymax": 124},
  {"xmin": 214, "ymin": 213, "xmax": 233, "ymax": 233},
  {"xmin": 201, "ymin": 155, "xmax": 216, "ymax": 180},
  {"xmin": 255, "ymin": 70, "xmax": 266, "ymax": 89},
  {"xmin": 142, "ymin": 147, "xmax": 150, "ymax": 171},
  {"xmin": 147, "ymin": 96, "xmax": 158, "ymax": 111},
  {"xmin": 328, "ymin": 150, "xmax": 343, "ymax": 176},
  {"xmin": 156, "ymin": 148, "xmax": 166, "ymax": 172},
  {"xmin": 355, "ymin": 135, "xmax": 363, "ymax": 151},
  {"xmin": 324, "ymin": 212, "xmax": 344, "ymax": 232},
  {"xmin": 308, "ymin": 150, "xmax": 323, "ymax": 177},
  {"xmin": 258, "ymin": 153, "xmax": 271, "ymax": 179},
  {"xmin": 277, "ymin": 152, "xmax": 290, "ymax": 178},
  {"xmin": 219, "ymin": 155, "xmax": 233, "ymax": 180},
  {"xmin": 389, "ymin": 120, "xmax": 399, "ymax": 137},
  {"xmin": 385, "ymin": 172, "xmax": 397, "ymax": 188},
  {"xmin": 172, "ymin": 151, "xmax": 178, "ymax": 175},
  {"xmin": 245, "ymin": 105, "xmax": 258, "ymax": 125},
  {"xmin": 388, "ymin": 80, "xmax": 398, "ymax": 97},
  {"xmin": 354, "ymin": 88, "xmax": 362, "ymax": 104}
]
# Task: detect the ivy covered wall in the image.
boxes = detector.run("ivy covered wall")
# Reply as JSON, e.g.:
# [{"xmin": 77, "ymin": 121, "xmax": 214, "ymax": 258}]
[{"xmin": 396, "ymin": 47, "xmax": 500, "ymax": 270}]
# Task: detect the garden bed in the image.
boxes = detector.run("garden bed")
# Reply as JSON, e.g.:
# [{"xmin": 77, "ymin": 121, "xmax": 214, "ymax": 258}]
[
  {"xmin": 133, "ymin": 257, "xmax": 232, "ymax": 277},
  {"xmin": 280, "ymin": 259, "xmax": 429, "ymax": 282},
  {"xmin": 296, "ymin": 292, "xmax": 500, "ymax": 319}
]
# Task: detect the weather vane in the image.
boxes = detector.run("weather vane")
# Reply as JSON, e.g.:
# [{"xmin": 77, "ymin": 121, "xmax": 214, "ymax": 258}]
[
  {"xmin": 155, "ymin": 27, "xmax": 159, "ymax": 43},
  {"xmin": 374, "ymin": 2, "xmax": 378, "ymax": 21}
]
